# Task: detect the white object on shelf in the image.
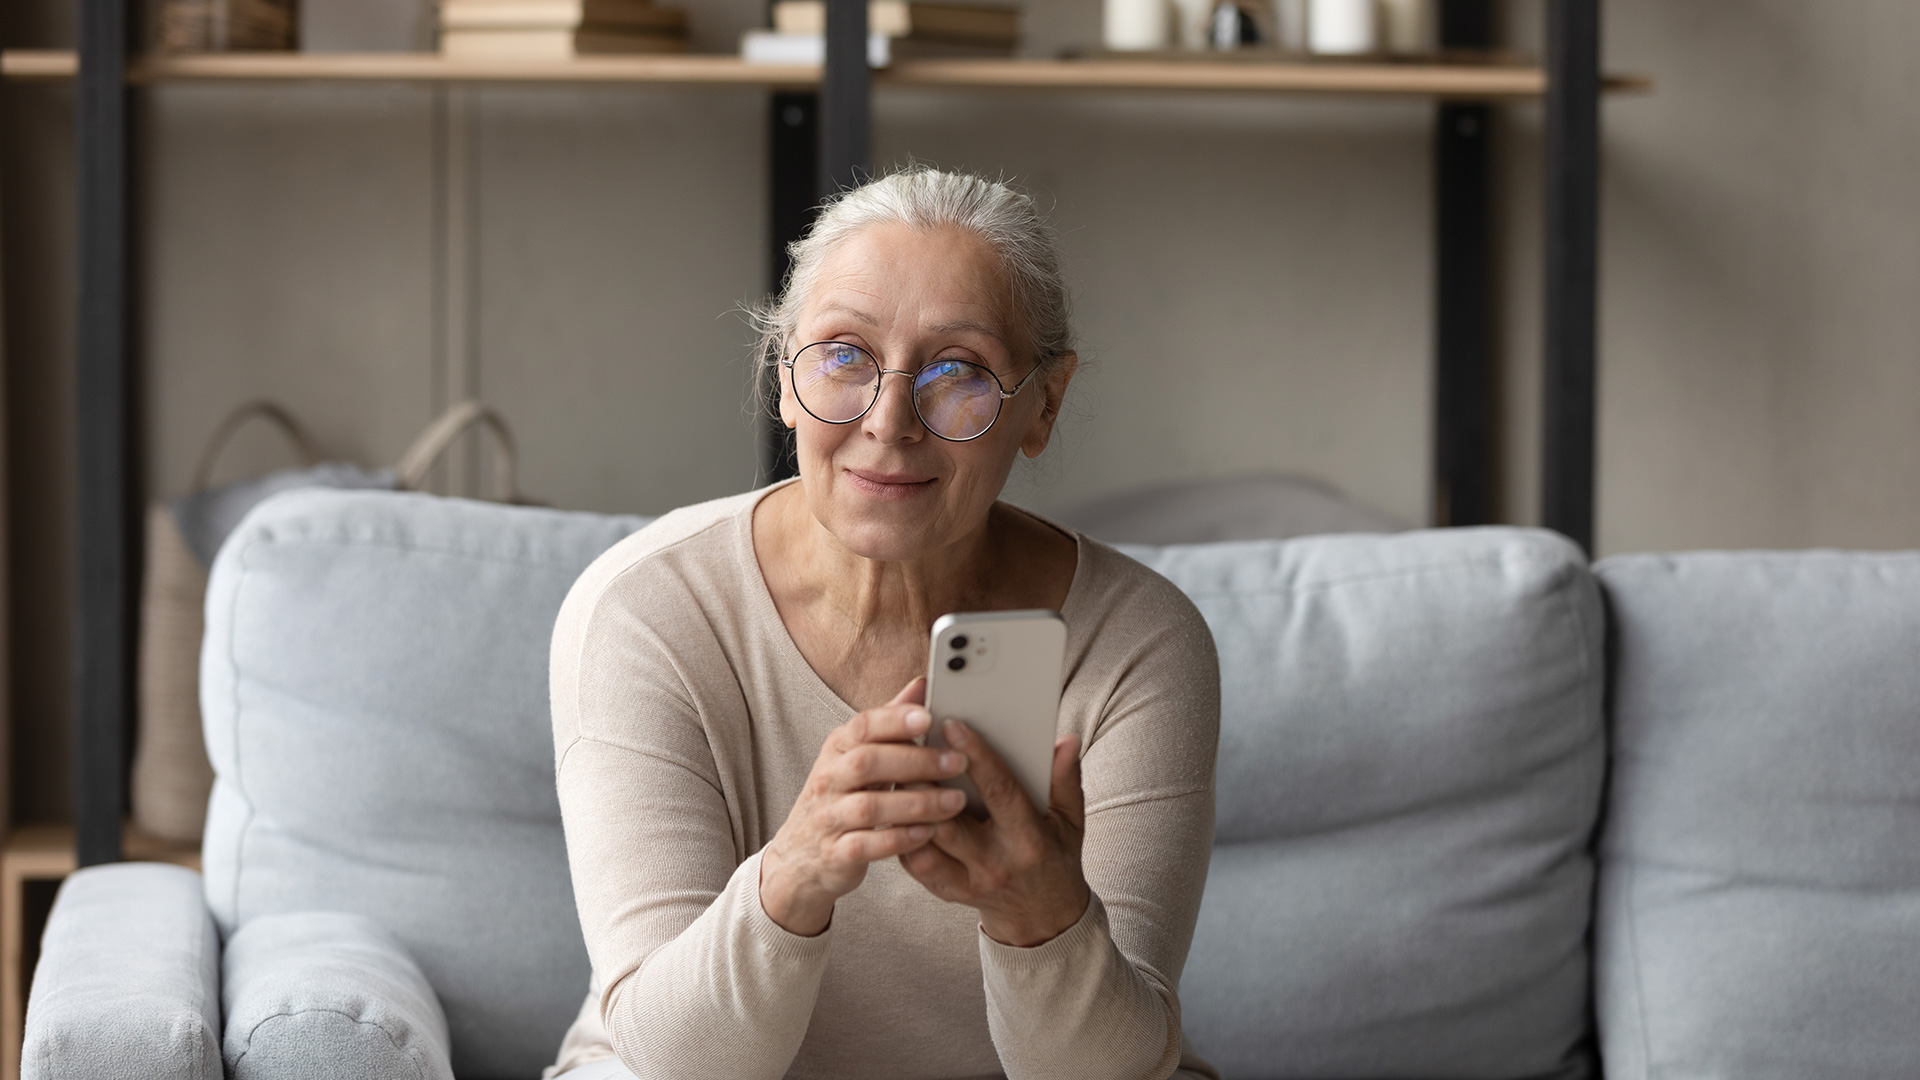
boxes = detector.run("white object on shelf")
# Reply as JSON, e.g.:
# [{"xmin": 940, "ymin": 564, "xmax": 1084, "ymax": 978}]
[
  {"xmin": 1307, "ymin": 0, "xmax": 1374, "ymax": 55},
  {"xmin": 1379, "ymin": 0, "xmax": 1426, "ymax": 55},
  {"xmin": 1103, "ymin": 0, "xmax": 1168, "ymax": 51},
  {"xmin": 741, "ymin": 29, "xmax": 890, "ymax": 66}
]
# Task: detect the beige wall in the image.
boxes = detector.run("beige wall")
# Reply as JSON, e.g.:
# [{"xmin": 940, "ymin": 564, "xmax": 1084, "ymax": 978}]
[
  {"xmin": 1503, "ymin": 1, "xmax": 1920, "ymax": 553},
  {"xmin": 6, "ymin": 0, "xmax": 1920, "ymax": 819}
]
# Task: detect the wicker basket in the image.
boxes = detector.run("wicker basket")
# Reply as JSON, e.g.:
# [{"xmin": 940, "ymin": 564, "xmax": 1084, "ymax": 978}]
[
  {"xmin": 133, "ymin": 401, "xmax": 319, "ymax": 843},
  {"xmin": 132, "ymin": 401, "xmax": 526, "ymax": 843}
]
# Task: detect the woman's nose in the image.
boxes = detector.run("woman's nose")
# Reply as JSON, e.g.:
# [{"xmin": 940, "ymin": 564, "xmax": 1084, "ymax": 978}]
[{"xmin": 863, "ymin": 369, "xmax": 924, "ymax": 443}]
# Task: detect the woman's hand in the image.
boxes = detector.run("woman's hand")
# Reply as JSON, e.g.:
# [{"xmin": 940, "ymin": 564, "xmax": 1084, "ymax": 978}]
[
  {"xmin": 760, "ymin": 678, "xmax": 972, "ymax": 937},
  {"xmin": 899, "ymin": 723, "xmax": 1092, "ymax": 947}
]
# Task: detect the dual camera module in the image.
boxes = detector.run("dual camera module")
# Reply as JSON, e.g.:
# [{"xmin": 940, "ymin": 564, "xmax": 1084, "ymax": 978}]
[{"xmin": 946, "ymin": 635, "xmax": 969, "ymax": 670}]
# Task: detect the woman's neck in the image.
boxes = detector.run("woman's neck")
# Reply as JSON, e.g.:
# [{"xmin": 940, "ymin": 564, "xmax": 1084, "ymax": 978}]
[
  {"xmin": 770, "ymin": 482, "xmax": 1001, "ymax": 639},
  {"xmin": 754, "ymin": 480, "xmax": 1077, "ymax": 710}
]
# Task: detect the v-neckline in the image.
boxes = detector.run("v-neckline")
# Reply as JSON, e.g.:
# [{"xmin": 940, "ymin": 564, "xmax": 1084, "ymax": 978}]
[{"xmin": 738, "ymin": 479, "xmax": 1089, "ymax": 718}]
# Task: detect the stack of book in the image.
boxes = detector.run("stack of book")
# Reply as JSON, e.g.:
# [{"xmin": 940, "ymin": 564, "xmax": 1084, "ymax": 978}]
[
  {"xmin": 742, "ymin": 1, "xmax": 1018, "ymax": 65},
  {"xmin": 158, "ymin": 0, "xmax": 297, "ymax": 51},
  {"xmin": 440, "ymin": 0, "xmax": 689, "ymax": 58}
]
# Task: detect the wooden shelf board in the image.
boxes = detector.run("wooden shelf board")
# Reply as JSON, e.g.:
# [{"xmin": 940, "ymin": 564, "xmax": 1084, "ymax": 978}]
[
  {"xmin": 0, "ymin": 49, "xmax": 77, "ymax": 80},
  {"xmin": 134, "ymin": 51, "xmax": 820, "ymax": 87},
  {"xmin": 3, "ymin": 49, "xmax": 1650, "ymax": 98},
  {"xmin": 3, "ymin": 822, "xmax": 202, "ymax": 876}
]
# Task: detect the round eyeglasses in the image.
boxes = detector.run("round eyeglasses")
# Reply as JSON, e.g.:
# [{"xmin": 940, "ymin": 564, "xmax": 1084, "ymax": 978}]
[{"xmin": 781, "ymin": 341, "xmax": 1040, "ymax": 443}]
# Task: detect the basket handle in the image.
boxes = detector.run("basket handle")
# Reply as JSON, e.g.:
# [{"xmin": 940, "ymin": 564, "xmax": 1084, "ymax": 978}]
[
  {"xmin": 394, "ymin": 401, "xmax": 519, "ymax": 504},
  {"xmin": 190, "ymin": 400, "xmax": 320, "ymax": 493}
]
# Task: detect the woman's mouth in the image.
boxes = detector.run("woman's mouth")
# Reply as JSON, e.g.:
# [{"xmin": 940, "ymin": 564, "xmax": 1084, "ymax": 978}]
[{"xmin": 844, "ymin": 468, "xmax": 937, "ymax": 500}]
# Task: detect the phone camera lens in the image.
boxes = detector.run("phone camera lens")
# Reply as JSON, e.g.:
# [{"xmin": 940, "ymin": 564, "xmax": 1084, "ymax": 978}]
[
  {"xmin": 949, "ymin": 635, "xmax": 968, "ymax": 651},
  {"xmin": 947, "ymin": 656, "xmax": 966, "ymax": 671}
]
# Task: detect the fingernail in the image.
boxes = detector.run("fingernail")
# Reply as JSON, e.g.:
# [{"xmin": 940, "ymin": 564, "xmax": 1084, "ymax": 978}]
[
  {"xmin": 939, "ymin": 751, "xmax": 966, "ymax": 774},
  {"xmin": 905, "ymin": 708, "xmax": 931, "ymax": 733},
  {"xmin": 907, "ymin": 824, "xmax": 932, "ymax": 840},
  {"xmin": 943, "ymin": 719, "xmax": 969, "ymax": 746},
  {"xmin": 940, "ymin": 789, "xmax": 966, "ymax": 811}
]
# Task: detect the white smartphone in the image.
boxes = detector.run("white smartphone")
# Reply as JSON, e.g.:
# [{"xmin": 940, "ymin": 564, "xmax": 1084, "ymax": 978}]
[{"xmin": 923, "ymin": 610, "xmax": 1068, "ymax": 818}]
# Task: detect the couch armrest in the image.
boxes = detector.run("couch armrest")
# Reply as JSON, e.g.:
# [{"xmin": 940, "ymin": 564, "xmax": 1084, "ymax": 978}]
[
  {"xmin": 22, "ymin": 863, "xmax": 222, "ymax": 1080},
  {"xmin": 222, "ymin": 911, "xmax": 454, "ymax": 1080}
]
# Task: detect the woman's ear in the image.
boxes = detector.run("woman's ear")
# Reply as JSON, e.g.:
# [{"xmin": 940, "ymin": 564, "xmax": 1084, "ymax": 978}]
[{"xmin": 1020, "ymin": 351, "xmax": 1078, "ymax": 459}]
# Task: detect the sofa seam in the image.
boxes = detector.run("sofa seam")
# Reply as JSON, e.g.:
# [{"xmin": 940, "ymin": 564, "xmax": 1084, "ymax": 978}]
[
  {"xmin": 1173, "ymin": 550, "xmax": 1569, "ymax": 600},
  {"xmin": 223, "ymin": 537, "xmax": 261, "ymax": 929},
  {"xmin": 229, "ymin": 530, "xmax": 625, "ymax": 573},
  {"xmin": 229, "ymin": 1007, "xmax": 436, "ymax": 1080},
  {"xmin": 1622, "ymin": 857, "xmax": 1653, "ymax": 1078}
]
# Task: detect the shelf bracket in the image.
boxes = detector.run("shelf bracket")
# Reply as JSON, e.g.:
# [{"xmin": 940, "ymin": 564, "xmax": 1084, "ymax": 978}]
[
  {"xmin": 74, "ymin": 0, "xmax": 136, "ymax": 866},
  {"xmin": 820, "ymin": 0, "xmax": 871, "ymax": 195},
  {"xmin": 1541, "ymin": 0, "xmax": 1601, "ymax": 554},
  {"xmin": 1432, "ymin": 0, "xmax": 1499, "ymax": 527}
]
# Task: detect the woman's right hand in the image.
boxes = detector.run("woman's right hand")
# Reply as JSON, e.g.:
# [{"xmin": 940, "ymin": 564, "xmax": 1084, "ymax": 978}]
[{"xmin": 759, "ymin": 677, "xmax": 971, "ymax": 936}]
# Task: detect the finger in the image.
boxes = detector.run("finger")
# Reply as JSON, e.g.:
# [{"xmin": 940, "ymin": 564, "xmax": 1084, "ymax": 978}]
[
  {"xmin": 942, "ymin": 720, "xmax": 1041, "ymax": 828},
  {"xmin": 888, "ymin": 676, "xmax": 927, "ymax": 708},
  {"xmin": 836, "ymin": 822, "xmax": 937, "ymax": 863},
  {"xmin": 1049, "ymin": 734, "xmax": 1086, "ymax": 828},
  {"xmin": 833, "ymin": 701, "xmax": 934, "ymax": 751},
  {"xmin": 926, "ymin": 811, "xmax": 994, "ymax": 868},
  {"xmin": 899, "ymin": 840, "xmax": 972, "ymax": 900},
  {"xmin": 831, "ymin": 743, "xmax": 968, "ymax": 791},
  {"xmin": 829, "ymin": 787, "xmax": 968, "ymax": 831}
]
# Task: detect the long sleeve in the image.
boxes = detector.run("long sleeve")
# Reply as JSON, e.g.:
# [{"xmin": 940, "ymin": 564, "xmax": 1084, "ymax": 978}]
[
  {"xmin": 557, "ymin": 739, "xmax": 830, "ymax": 1080},
  {"xmin": 979, "ymin": 565, "xmax": 1223, "ymax": 1080},
  {"xmin": 551, "ymin": 513, "xmax": 831, "ymax": 1080}
]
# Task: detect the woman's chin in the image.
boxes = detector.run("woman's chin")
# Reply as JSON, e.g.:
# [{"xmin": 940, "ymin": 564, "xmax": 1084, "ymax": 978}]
[{"xmin": 822, "ymin": 507, "xmax": 953, "ymax": 564}]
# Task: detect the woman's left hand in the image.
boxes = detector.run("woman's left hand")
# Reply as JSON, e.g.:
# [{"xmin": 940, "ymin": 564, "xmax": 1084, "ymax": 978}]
[{"xmin": 899, "ymin": 723, "xmax": 1091, "ymax": 947}]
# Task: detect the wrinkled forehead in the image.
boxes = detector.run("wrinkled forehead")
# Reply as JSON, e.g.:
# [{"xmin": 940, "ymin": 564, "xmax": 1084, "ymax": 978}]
[{"xmin": 798, "ymin": 222, "xmax": 1027, "ymax": 350}]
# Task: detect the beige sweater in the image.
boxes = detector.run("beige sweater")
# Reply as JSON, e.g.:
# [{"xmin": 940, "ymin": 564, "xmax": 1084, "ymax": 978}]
[{"xmin": 548, "ymin": 485, "xmax": 1222, "ymax": 1080}]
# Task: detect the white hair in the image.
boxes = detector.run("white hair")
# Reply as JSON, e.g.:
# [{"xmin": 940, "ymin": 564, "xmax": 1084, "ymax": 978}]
[{"xmin": 754, "ymin": 166, "xmax": 1075, "ymax": 375}]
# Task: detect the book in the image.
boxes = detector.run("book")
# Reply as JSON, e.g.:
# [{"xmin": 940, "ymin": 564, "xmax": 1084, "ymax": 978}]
[
  {"xmin": 771, "ymin": 1, "xmax": 1018, "ymax": 45},
  {"xmin": 439, "ymin": 0, "xmax": 687, "ymax": 33},
  {"xmin": 740, "ymin": 28, "xmax": 1006, "ymax": 66},
  {"xmin": 441, "ymin": 26, "xmax": 688, "ymax": 57}
]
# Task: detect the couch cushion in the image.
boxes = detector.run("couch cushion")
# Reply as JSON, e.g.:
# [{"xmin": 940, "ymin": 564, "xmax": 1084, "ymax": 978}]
[
  {"xmin": 201, "ymin": 489, "xmax": 648, "ymax": 1080},
  {"xmin": 223, "ymin": 912, "xmax": 452, "ymax": 1080},
  {"xmin": 1594, "ymin": 552, "xmax": 1920, "ymax": 1080},
  {"xmin": 1126, "ymin": 528, "xmax": 1604, "ymax": 1080}
]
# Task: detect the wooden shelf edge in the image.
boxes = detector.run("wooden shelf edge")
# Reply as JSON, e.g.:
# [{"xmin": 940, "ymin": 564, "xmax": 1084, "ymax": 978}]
[
  {"xmin": 0, "ymin": 49, "xmax": 78, "ymax": 80},
  {"xmin": 3, "ymin": 49, "xmax": 1651, "ymax": 98},
  {"xmin": 134, "ymin": 51, "xmax": 819, "ymax": 87},
  {"xmin": 3, "ymin": 823, "xmax": 202, "ymax": 876}
]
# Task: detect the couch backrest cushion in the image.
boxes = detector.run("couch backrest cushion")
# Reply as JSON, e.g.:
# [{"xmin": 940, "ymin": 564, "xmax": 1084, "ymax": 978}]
[
  {"xmin": 1126, "ymin": 529, "xmax": 1604, "ymax": 1080},
  {"xmin": 201, "ymin": 489, "xmax": 649, "ymax": 1080},
  {"xmin": 1594, "ymin": 552, "xmax": 1920, "ymax": 1080}
]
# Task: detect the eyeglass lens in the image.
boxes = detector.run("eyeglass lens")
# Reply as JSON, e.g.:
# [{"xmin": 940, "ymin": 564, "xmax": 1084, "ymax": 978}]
[{"xmin": 792, "ymin": 342, "xmax": 1004, "ymax": 441}]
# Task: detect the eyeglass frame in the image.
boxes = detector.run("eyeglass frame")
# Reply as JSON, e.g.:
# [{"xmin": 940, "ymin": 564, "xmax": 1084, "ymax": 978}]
[{"xmin": 779, "ymin": 340, "xmax": 1045, "ymax": 443}]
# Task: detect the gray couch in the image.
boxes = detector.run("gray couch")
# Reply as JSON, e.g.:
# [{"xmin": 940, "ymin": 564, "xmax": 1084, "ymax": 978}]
[{"xmin": 22, "ymin": 490, "xmax": 1920, "ymax": 1080}]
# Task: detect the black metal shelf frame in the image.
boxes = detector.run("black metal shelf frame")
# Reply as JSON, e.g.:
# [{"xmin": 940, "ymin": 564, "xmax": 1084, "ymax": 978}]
[{"xmin": 68, "ymin": 0, "xmax": 1602, "ymax": 864}]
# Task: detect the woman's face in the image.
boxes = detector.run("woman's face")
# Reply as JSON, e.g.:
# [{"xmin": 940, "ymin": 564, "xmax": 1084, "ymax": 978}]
[{"xmin": 780, "ymin": 222, "xmax": 1074, "ymax": 563}]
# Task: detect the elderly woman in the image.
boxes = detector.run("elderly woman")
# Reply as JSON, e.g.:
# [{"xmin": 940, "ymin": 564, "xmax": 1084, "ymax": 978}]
[{"xmin": 547, "ymin": 167, "xmax": 1221, "ymax": 1080}]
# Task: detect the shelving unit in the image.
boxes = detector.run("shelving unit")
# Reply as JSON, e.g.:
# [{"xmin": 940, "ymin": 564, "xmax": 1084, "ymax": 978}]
[
  {"xmin": 1, "ymin": 0, "xmax": 1636, "ymax": 873},
  {"xmin": 4, "ymin": 47, "xmax": 1645, "ymax": 96}
]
